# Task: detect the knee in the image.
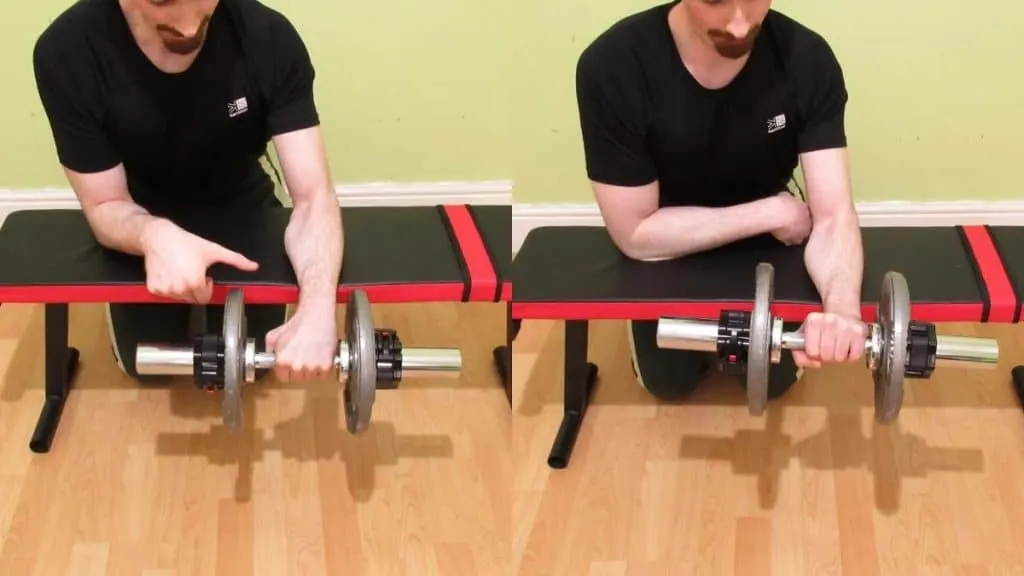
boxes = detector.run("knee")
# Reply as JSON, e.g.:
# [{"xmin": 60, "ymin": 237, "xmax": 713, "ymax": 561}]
[
  {"xmin": 641, "ymin": 374, "xmax": 703, "ymax": 402},
  {"xmin": 632, "ymin": 351, "xmax": 707, "ymax": 401},
  {"xmin": 253, "ymin": 367, "xmax": 275, "ymax": 383},
  {"xmin": 116, "ymin": 361, "xmax": 175, "ymax": 386},
  {"xmin": 766, "ymin": 363, "xmax": 800, "ymax": 400}
]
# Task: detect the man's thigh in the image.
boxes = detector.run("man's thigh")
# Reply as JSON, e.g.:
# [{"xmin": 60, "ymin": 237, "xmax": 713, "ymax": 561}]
[
  {"xmin": 107, "ymin": 302, "xmax": 195, "ymax": 384},
  {"xmin": 630, "ymin": 318, "xmax": 802, "ymax": 401},
  {"xmin": 108, "ymin": 302, "xmax": 290, "ymax": 383},
  {"xmin": 628, "ymin": 319, "xmax": 713, "ymax": 401}
]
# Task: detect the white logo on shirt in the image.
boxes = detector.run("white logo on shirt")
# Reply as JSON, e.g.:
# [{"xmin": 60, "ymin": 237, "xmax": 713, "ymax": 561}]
[
  {"xmin": 227, "ymin": 97, "xmax": 249, "ymax": 118},
  {"xmin": 767, "ymin": 113, "xmax": 786, "ymax": 134}
]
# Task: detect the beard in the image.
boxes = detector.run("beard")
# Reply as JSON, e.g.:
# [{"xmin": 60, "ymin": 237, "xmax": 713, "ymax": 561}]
[
  {"xmin": 708, "ymin": 25, "xmax": 761, "ymax": 59},
  {"xmin": 157, "ymin": 17, "xmax": 211, "ymax": 55}
]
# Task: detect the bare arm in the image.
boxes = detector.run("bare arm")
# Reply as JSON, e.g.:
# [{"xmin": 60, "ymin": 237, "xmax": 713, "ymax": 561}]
[
  {"xmin": 63, "ymin": 164, "xmax": 171, "ymax": 256},
  {"xmin": 273, "ymin": 126, "xmax": 343, "ymax": 309},
  {"xmin": 800, "ymin": 147, "xmax": 863, "ymax": 317},
  {"xmin": 592, "ymin": 180, "xmax": 787, "ymax": 261}
]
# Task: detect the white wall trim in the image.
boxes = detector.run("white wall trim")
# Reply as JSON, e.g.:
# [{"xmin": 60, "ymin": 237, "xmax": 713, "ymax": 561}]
[
  {"xmin": 0, "ymin": 179, "xmax": 512, "ymax": 223},
  {"xmin": 512, "ymin": 200, "xmax": 1024, "ymax": 253}
]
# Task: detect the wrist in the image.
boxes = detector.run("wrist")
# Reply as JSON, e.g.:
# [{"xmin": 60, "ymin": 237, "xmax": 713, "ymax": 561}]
[
  {"xmin": 138, "ymin": 217, "xmax": 173, "ymax": 254},
  {"xmin": 824, "ymin": 296, "xmax": 862, "ymax": 320},
  {"xmin": 296, "ymin": 290, "xmax": 337, "ymax": 315},
  {"xmin": 763, "ymin": 194, "xmax": 792, "ymax": 230}
]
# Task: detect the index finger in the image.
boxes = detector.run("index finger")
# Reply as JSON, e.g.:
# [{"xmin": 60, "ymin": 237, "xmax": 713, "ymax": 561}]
[{"xmin": 206, "ymin": 242, "xmax": 260, "ymax": 272}]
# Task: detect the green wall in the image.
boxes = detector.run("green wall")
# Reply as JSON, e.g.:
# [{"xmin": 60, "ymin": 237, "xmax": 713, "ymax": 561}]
[
  {"xmin": 6, "ymin": 1, "xmax": 1023, "ymax": 205},
  {"xmin": 512, "ymin": 0, "xmax": 1024, "ymax": 204},
  {"xmin": 1, "ymin": 0, "xmax": 516, "ymax": 188}
]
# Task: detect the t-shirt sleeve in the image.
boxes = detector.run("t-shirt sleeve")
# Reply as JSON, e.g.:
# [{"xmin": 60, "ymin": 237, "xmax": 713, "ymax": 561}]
[
  {"xmin": 795, "ymin": 34, "xmax": 849, "ymax": 153},
  {"xmin": 575, "ymin": 45, "xmax": 657, "ymax": 187},
  {"xmin": 264, "ymin": 13, "xmax": 320, "ymax": 137},
  {"xmin": 32, "ymin": 34, "xmax": 120, "ymax": 174}
]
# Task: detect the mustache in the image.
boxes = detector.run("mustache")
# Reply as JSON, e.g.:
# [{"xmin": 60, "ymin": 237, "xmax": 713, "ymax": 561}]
[
  {"xmin": 708, "ymin": 25, "xmax": 761, "ymax": 43},
  {"xmin": 155, "ymin": 16, "xmax": 211, "ymax": 40}
]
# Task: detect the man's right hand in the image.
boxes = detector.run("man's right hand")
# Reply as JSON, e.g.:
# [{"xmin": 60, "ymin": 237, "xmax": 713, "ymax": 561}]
[
  {"xmin": 770, "ymin": 191, "xmax": 813, "ymax": 246},
  {"xmin": 140, "ymin": 219, "xmax": 260, "ymax": 303}
]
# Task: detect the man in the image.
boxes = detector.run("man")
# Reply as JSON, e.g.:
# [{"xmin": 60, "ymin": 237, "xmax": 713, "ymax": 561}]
[
  {"xmin": 32, "ymin": 0, "xmax": 343, "ymax": 383},
  {"xmin": 575, "ymin": 0, "xmax": 865, "ymax": 402}
]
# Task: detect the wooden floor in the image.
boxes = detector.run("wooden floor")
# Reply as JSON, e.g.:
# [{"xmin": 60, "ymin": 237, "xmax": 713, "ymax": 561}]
[
  {"xmin": 512, "ymin": 319, "xmax": 1024, "ymax": 575},
  {"xmin": 6, "ymin": 302, "xmax": 1024, "ymax": 576},
  {"xmin": 0, "ymin": 301, "xmax": 510, "ymax": 576}
]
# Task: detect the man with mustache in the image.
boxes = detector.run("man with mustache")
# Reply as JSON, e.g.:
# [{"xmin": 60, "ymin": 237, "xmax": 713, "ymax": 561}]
[
  {"xmin": 32, "ymin": 0, "xmax": 343, "ymax": 384},
  {"xmin": 575, "ymin": 0, "xmax": 864, "ymax": 403}
]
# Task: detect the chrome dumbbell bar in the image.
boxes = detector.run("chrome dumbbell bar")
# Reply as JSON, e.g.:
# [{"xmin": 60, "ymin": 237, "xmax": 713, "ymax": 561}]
[
  {"xmin": 135, "ymin": 289, "xmax": 463, "ymax": 434},
  {"xmin": 655, "ymin": 263, "xmax": 1000, "ymax": 422}
]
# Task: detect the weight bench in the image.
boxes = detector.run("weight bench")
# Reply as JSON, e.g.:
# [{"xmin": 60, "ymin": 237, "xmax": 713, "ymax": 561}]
[
  {"xmin": 512, "ymin": 224, "xmax": 1024, "ymax": 470},
  {"xmin": 0, "ymin": 203, "xmax": 510, "ymax": 454}
]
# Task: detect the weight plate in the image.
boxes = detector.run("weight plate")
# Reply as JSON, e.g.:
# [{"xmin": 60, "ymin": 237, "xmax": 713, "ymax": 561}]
[
  {"xmin": 747, "ymin": 263, "xmax": 773, "ymax": 416},
  {"xmin": 222, "ymin": 289, "xmax": 246, "ymax": 430},
  {"xmin": 344, "ymin": 290, "xmax": 377, "ymax": 434},
  {"xmin": 874, "ymin": 271, "xmax": 910, "ymax": 423}
]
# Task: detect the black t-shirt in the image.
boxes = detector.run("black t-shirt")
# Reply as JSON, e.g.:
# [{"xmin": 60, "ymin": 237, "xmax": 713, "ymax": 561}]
[
  {"xmin": 575, "ymin": 4, "xmax": 848, "ymax": 209},
  {"xmin": 32, "ymin": 0, "xmax": 320, "ymax": 210}
]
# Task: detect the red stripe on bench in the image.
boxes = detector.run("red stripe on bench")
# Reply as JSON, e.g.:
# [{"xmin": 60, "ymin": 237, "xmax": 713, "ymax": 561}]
[
  {"xmin": 0, "ymin": 283, "xmax": 466, "ymax": 305},
  {"xmin": 510, "ymin": 302, "xmax": 984, "ymax": 323},
  {"xmin": 443, "ymin": 204, "xmax": 498, "ymax": 302},
  {"xmin": 961, "ymin": 225, "xmax": 1017, "ymax": 322}
]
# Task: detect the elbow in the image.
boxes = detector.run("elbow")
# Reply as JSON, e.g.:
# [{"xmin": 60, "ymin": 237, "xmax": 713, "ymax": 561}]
[
  {"xmin": 617, "ymin": 242, "xmax": 648, "ymax": 261},
  {"xmin": 811, "ymin": 202, "xmax": 859, "ymax": 234},
  {"xmin": 606, "ymin": 222, "xmax": 645, "ymax": 261},
  {"xmin": 611, "ymin": 228, "xmax": 670, "ymax": 262}
]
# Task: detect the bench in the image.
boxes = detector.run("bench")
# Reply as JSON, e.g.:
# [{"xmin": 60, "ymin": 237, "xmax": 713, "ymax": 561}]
[
  {"xmin": 0, "ymin": 203, "xmax": 511, "ymax": 453},
  {"xmin": 511, "ymin": 224, "xmax": 1024, "ymax": 469}
]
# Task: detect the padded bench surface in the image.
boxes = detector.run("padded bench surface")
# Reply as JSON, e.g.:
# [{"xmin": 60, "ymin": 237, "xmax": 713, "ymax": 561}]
[
  {"xmin": 511, "ymin": 225, "xmax": 1021, "ymax": 323},
  {"xmin": 0, "ymin": 204, "xmax": 509, "ymax": 304}
]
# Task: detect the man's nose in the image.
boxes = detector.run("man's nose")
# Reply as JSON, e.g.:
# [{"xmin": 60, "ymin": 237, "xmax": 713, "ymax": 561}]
[
  {"xmin": 177, "ymin": 18, "xmax": 205, "ymax": 37},
  {"xmin": 725, "ymin": 9, "xmax": 753, "ymax": 38}
]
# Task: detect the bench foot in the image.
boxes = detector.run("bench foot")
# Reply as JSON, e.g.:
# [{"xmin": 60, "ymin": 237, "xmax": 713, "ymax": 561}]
[
  {"xmin": 547, "ymin": 319, "xmax": 598, "ymax": 469},
  {"xmin": 493, "ymin": 303, "xmax": 518, "ymax": 406},
  {"xmin": 29, "ymin": 303, "xmax": 79, "ymax": 454},
  {"xmin": 493, "ymin": 345, "xmax": 511, "ymax": 404},
  {"xmin": 1012, "ymin": 366, "xmax": 1024, "ymax": 410}
]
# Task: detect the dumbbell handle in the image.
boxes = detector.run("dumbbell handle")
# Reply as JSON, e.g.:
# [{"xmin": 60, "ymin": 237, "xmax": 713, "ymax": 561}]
[
  {"xmin": 249, "ymin": 344, "xmax": 462, "ymax": 375},
  {"xmin": 135, "ymin": 341, "xmax": 462, "ymax": 377},
  {"xmin": 656, "ymin": 318, "xmax": 999, "ymax": 369},
  {"xmin": 778, "ymin": 331, "xmax": 998, "ymax": 368}
]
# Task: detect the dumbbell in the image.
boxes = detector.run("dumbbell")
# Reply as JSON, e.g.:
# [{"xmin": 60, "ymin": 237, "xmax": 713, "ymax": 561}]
[
  {"xmin": 655, "ymin": 262, "xmax": 1000, "ymax": 422},
  {"xmin": 133, "ymin": 288, "xmax": 463, "ymax": 434}
]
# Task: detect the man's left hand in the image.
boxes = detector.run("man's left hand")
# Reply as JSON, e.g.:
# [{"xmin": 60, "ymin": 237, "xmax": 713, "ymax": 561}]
[
  {"xmin": 791, "ymin": 312, "xmax": 869, "ymax": 368},
  {"xmin": 265, "ymin": 305, "xmax": 338, "ymax": 382}
]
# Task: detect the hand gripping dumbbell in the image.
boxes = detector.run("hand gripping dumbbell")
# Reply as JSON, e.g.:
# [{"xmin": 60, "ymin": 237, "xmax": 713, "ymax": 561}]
[
  {"xmin": 655, "ymin": 262, "xmax": 1000, "ymax": 422},
  {"xmin": 133, "ymin": 288, "xmax": 463, "ymax": 434}
]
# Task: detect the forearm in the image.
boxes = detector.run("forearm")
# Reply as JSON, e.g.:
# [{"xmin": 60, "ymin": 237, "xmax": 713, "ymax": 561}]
[
  {"xmin": 804, "ymin": 209, "xmax": 863, "ymax": 318},
  {"xmin": 84, "ymin": 200, "xmax": 169, "ymax": 256},
  {"xmin": 285, "ymin": 191, "xmax": 344, "ymax": 309},
  {"xmin": 625, "ymin": 195, "xmax": 785, "ymax": 261}
]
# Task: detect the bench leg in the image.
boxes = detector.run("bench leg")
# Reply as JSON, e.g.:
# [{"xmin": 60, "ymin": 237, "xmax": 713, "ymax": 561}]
[
  {"xmin": 1012, "ymin": 366, "xmax": 1024, "ymax": 409},
  {"xmin": 547, "ymin": 319, "xmax": 598, "ymax": 470},
  {"xmin": 29, "ymin": 303, "xmax": 80, "ymax": 454},
  {"xmin": 493, "ymin": 303, "xmax": 519, "ymax": 406}
]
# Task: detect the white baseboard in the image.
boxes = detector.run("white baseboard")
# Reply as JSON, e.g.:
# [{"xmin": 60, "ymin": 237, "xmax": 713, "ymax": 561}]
[
  {"xmin": 0, "ymin": 179, "xmax": 513, "ymax": 224},
  {"xmin": 512, "ymin": 200, "xmax": 1024, "ymax": 253}
]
